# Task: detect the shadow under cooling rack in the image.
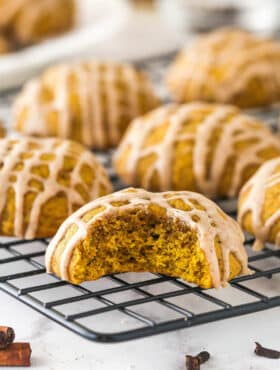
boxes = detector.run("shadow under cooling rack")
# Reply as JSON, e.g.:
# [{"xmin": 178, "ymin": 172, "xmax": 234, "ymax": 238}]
[{"xmin": 0, "ymin": 235, "xmax": 280, "ymax": 343}]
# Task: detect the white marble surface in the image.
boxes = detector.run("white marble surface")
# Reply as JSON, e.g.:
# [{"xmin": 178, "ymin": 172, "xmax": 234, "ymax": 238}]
[{"xmin": 0, "ymin": 287, "xmax": 280, "ymax": 370}]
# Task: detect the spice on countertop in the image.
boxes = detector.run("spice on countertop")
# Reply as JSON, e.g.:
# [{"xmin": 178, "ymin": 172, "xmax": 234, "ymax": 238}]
[
  {"xmin": 255, "ymin": 342, "xmax": 280, "ymax": 359},
  {"xmin": 0, "ymin": 343, "xmax": 31, "ymax": 367},
  {"xmin": 0, "ymin": 326, "xmax": 15, "ymax": 349},
  {"xmin": 0, "ymin": 326, "xmax": 31, "ymax": 366},
  {"xmin": 186, "ymin": 351, "xmax": 210, "ymax": 370}
]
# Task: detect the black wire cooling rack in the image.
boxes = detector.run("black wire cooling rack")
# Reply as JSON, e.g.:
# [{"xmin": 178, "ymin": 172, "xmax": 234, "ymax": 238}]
[
  {"xmin": 0, "ymin": 224, "xmax": 280, "ymax": 343},
  {"xmin": 0, "ymin": 53, "xmax": 280, "ymax": 343}
]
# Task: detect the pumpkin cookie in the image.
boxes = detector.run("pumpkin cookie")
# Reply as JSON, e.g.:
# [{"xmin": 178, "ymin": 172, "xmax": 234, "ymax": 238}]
[
  {"xmin": 114, "ymin": 103, "xmax": 280, "ymax": 199},
  {"xmin": 166, "ymin": 28, "xmax": 280, "ymax": 108},
  {"xmin": 0, "ymin": 0, "xmax": 75, "ymax": 48},
  {"xmin": 238, "ymin": 157, "xmax": 280, "ymax": 250},
  {"xmin": 46, "ymin": 188, "xmax": 249, "ymax": 288},
  {"xmin": 0, "ymin": 137, "xmax": 112, "ymax": 239},
  {"xmin": 14, "ymin": 61, "xmax": 160, "ymax": 149}
]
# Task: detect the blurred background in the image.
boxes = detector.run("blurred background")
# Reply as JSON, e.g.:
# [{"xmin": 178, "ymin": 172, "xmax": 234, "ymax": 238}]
[
  {"xmin": 111, "ymin": 0, "xmax": 280, "ymax": 59},
  {"xmin": 0, "ymin": 0, "xmax": 279, "ymax": 89}
]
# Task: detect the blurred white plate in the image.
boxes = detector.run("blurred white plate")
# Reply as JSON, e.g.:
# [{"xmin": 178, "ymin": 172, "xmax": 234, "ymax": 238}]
[{"xmin": 0, "ymin": 0, "xmax": 129, "ymax": 91}]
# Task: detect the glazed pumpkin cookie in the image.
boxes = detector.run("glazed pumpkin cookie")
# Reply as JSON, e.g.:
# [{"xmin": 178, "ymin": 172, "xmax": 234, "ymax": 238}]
[
  {"xmin": 166, "ymin": 28, "xmax": 280, "ymax": 108},
  {"xmin": 0, "ymin": 0, "xmax": 22, "ymax": 29},
  {"xmin": 0, "ymin": 120, "xmax": 6, "ymax": 136},
  {"xmin": 0, "ymin": 34, "xmax": 10, "ymax": 54},
  {"xmin": 11, "ymin": 0, "xmax": 75, "ymax": 45},
  {"xmin": 238, "ymin": 157, "xmax": 280, "ymax": 251},
  {"xmin": 0, "ymin": 0, "xmax": 75, "ymax": 49},
  {"xmin": 0, "ymin": 137, "xmax": 112, "ymax": 239},
  {"xmin": 14, "ymin": 61, "xmax": 160, "ymax": 149},
  {"xmin": 114, "ymin": 103, "xmax": 280, "ymax": 199},
  {"xmin": 46, "ymin": 188, "xmax": 249, "ymax": 288}
]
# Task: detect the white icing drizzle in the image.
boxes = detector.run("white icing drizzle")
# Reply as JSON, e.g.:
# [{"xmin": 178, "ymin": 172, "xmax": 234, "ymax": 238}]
[
  {"xmin": 167, "ymin": 29, "xmax": 280, "ymax": 104},
  {"xmin": 0, "ymin": 137, "xmax": 112, "ymax": 239},
  {"xmin": 13, "ymin": 61, "xmax": 159, "ymax": 149},
  {"xmin": 45, "ymin": 188, "xmax": 249, "ymax": 288},
  {"xmin": 114, "ymin": 103, "xmax": 280, "ymax": 198},
  {"xmin": 238, "ymin": 157, "xmax": 280, "ymax": 250}
]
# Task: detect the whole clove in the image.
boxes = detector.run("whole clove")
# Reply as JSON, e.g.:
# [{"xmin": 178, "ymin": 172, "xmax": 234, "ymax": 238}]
[
  {"xmin": 186, "ymin": 351, "xmax": 210, "ymax": 370},
  {"xmin": 0, "ymin": 326, "xmax": 15, "ymax": 349},
  {"xmin": 255, "ymin": 342, "xmax": 280, "ymax": 359}
]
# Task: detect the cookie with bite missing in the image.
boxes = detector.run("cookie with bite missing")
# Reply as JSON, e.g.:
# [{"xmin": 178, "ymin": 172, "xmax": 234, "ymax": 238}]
[{"xmin": 46, "ymin": 187, "xmax": 249, "ymax": 288}]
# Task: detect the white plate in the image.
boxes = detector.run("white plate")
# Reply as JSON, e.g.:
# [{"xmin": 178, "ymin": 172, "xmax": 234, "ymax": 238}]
[{"xmin": 0, "ymin": 0, "xmax": 129, "ymax": 91}]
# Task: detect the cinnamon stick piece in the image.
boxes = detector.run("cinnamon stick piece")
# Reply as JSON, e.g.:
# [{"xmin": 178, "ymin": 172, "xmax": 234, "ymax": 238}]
[
  {"xmin": 0, "ymin": 327, "xmax": 15, "ymax": 349},
  {"xmin": 186, "ymin": 351, "xmax": 210, "ymax": 369},
  {"xmin": 0, "ymin": 343, "xmax": 31, "ymax": 367},
  {"xmin": 186, "ymin": 355, "xmax": 200, "ymax": 370}
]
